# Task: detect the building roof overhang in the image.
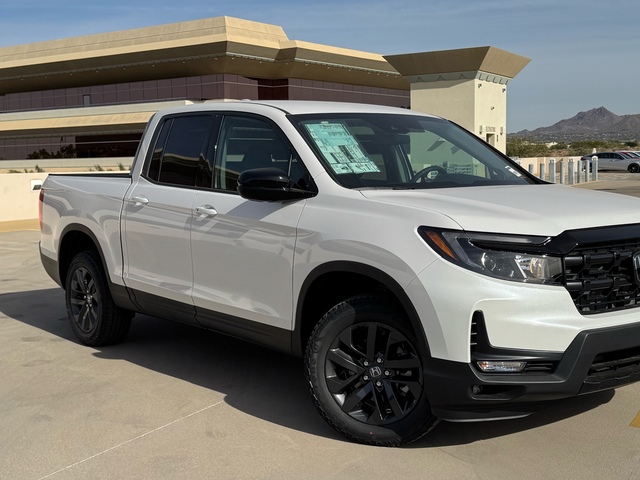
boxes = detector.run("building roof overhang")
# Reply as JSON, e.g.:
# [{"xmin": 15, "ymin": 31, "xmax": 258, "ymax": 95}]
[
  {"xmin": 0, "ymin": 16, "xmax": 408, "ymax": 93},
  {"xmin": 384, "ymin": 46, "xmax": 530, "ymax": 80}
]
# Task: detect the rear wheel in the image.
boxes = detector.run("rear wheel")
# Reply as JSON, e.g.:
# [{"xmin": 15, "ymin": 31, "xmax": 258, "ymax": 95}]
[
  {"xmin": 65, "ymin": 251, "xmax": 132, "ymax": 346},
  {"xmin": 305, "ymin": 294, "xmax": 438, "ymax": 446},
  {"xmin": 628, "ymin": 163, "xmax": 640, "ymax": 173}
]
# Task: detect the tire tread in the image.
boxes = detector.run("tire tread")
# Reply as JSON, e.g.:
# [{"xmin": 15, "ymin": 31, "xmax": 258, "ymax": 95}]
[{"xmin": 304, "ymin": 294, "xmax": 438, "ymax": 446}]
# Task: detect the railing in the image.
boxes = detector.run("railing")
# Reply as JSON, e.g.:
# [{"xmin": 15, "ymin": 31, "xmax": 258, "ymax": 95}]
[{"xmin": 513, "ymin": 157, "xmax": 598, "ymax": 184}]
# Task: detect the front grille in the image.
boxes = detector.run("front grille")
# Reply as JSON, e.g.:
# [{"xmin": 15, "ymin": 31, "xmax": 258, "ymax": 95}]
[
  {"xmin": 564, "ymin": 243, "xmax": 640, "ymax": 314},
  {"xmin": 581, "ymin": 347, "xmax": 640, "ymax": 393}
]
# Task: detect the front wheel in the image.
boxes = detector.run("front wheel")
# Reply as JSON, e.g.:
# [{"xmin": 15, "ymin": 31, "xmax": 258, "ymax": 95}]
[
  {"xmin": 305, "ymin": 294, "xmax": 438, "ymax": 446},
  {"xmin": 628, "ymin": 163, "xmax": 640, "ymax": 173},
  {"xmin": 65, "ymin": 251, "xmax": 132, "ymax": 346}
]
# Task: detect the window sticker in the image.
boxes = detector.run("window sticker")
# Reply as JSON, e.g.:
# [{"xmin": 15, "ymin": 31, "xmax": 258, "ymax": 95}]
[
  {"xmin": 505, "ymin": 165, "xmax": 522, "ymax": 177},
  {"xmin": 305, "ymin": 123, "xmax": 380, "ymax": 175}
]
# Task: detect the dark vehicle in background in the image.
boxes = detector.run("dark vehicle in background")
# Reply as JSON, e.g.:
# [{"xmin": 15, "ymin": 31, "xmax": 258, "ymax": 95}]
[{"xmin": 581, "ymin": 151, "xmax": 640, "ymax": 173}]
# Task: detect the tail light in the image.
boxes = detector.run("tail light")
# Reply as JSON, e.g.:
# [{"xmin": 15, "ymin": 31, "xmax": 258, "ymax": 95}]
[{"xmin": 38, "ymin": 188, "xmax": 44, "ymax": 231}]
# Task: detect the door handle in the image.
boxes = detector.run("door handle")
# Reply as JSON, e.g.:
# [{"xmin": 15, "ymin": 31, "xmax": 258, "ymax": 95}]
[
  {"xmin": 195, "ymin": 205, "xmax": 218, "ymax": 217},
  {"xmin": 128, "ymin": 195, "xmax": 149, "ymax": 206}
]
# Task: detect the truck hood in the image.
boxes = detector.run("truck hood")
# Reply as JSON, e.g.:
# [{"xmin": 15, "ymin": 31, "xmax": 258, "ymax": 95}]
[{"xmin": 360, "ymin": 184, "xmax": 640, "ymax": 236}]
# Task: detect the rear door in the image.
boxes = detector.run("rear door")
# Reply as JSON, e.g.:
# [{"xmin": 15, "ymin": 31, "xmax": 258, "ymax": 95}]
[
  {"xmin": 121, "ymin": 114, "xmax": 218, "ymax": 323},
  {"xmin": 593, "ymin": 153, "xmax": 608, "ymax": 170}
]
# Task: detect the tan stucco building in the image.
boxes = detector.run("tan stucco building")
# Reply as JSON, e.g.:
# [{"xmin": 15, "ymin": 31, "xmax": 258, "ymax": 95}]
[
  {"xmin": 0, "ymin": 16, "xmax": 529, "ymax": 161},
  {"xmin": 386, "ymin": 47, "xmax": 530, "ymax": 152}
]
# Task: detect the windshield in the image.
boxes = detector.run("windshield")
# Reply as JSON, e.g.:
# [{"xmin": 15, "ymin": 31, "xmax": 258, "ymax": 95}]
[{"xmin": 291, "ymin": 113, "xmax": 537, "ymax": 189}]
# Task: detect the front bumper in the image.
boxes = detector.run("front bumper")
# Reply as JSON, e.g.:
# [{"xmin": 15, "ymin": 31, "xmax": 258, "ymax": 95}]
[{"xmin": 425, "ymin": 317, "xmax": 640, "ymax": 421}]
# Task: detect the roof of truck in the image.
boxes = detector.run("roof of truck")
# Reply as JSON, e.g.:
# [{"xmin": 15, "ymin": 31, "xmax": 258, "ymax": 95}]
[{"xmin": 156, "ymin": 99, "xmax": 438, "ymax": 118}]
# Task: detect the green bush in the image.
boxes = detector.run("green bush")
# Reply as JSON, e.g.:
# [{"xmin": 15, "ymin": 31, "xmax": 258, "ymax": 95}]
[{"xmin": 506, "ymin": 138, "xmax": 549, "ymax": 157}]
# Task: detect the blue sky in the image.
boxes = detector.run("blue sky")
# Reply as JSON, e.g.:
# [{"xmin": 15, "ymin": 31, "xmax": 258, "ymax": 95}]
[{"xmin": 1, "ymin": 0, "xmax": 638, "ymax": 132}]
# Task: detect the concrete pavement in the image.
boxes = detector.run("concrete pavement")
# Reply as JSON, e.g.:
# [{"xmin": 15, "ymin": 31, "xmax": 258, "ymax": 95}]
[
  {"xmin": 573, "ymin": 171, "xmax": 640, "ymax": 198},
  {"xmin": 1, "ymin": 176, "xmax": 640, "ymax": 479}
]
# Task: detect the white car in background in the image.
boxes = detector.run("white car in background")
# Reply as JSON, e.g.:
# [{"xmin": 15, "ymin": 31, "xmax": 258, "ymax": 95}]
[{"xmin": 581, "ymin": 151, "xmax": 640, "ymax": 172}]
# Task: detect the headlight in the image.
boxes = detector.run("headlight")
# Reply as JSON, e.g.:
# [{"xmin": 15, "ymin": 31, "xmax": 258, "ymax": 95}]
[{"xmin": 418, "ymin": 228, "xmax": 563, "ymax": 284}]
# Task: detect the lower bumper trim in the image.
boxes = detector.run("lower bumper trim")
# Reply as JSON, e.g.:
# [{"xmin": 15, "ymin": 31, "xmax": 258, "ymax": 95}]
[{"xmin": 424, "ymin": 319, "xmax": 640, "ymax": 421}]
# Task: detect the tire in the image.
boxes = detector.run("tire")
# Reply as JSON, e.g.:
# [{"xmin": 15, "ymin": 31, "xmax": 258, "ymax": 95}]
[
  {"xmin": 65, "ymin": 251, "xmax": 132, "ymax": 346},
  {"xmin": 305, "ymin": 294, "xmax": 438, "ymax": 446},
  {"xmin": 628, "ymin": 164, "xmax": 640, "ymax": 173}
]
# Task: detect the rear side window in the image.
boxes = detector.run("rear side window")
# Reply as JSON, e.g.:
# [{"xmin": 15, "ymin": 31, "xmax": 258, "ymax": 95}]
[{"xmin": 145, "ymin": 115, "xmax": 216, "ymax": 188}]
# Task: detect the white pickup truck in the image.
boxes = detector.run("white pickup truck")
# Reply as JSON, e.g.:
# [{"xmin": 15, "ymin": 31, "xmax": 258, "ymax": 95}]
[{"xmin": 40, "ymin": 100, "xmax": 640, "ymax": 445}]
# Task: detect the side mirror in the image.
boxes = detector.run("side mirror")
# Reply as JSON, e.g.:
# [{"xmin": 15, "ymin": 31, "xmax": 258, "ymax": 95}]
[{"xmin": 237, "ymin": 168, "xmax": 316, "ymax": 202}]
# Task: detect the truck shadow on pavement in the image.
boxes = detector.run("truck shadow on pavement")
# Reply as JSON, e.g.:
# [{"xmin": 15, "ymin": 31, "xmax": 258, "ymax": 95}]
[{"xmin": 1, "ymin": 287, "xmax": 615, "ymax": 447}]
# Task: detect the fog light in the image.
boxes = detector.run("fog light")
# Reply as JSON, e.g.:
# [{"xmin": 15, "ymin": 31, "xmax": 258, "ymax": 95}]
[{"xmin": 476, "ymin": 361, "xmax": 527, "ymax": 373}]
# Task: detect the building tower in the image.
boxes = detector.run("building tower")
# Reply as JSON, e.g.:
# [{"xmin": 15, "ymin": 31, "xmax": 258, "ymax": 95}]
[{"xmin": 385, "ymin": 47, "xmax": 530, "ymax": 153}]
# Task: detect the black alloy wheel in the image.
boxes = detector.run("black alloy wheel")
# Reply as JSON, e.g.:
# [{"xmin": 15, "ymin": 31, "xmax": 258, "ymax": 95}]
[
  {"xmin": 326, "ymin": 321, "xmax": 421, "ymax": 425},
  {"xmin": 69, "ymin": 264, "xmax": 103, "ymax": 335},
  {"xmin": 305, "ymin": 294, "xmax": 438, "ymax": 446},
  {"xmin": 65, "ymin": 251, "xmax": 132, "ymax": 346}
]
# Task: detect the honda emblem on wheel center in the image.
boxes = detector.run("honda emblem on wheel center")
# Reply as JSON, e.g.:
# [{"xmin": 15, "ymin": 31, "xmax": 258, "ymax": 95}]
[{"xmin": 369, "ymin": 366, "xmax": 382, "ymax": 378}]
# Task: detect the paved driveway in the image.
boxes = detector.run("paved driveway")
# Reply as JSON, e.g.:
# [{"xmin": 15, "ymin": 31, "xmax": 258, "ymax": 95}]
[{"xmin": 1, "ymin": 176, "xmax": 640, "ymax": 479}]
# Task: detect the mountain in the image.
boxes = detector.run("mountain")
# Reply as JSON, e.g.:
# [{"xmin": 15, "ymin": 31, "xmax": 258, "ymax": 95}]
[{"xmin": 513, "ymin": 107, "xmax": 640, "ymax": 141}]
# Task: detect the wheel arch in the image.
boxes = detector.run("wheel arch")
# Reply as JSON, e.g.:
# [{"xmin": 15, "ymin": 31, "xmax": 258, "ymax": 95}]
[
  {"xmin": 293, "ymin": 261, "xmax": 430, "ymax": 358},
  {"xmin": 57, "ymin": 224, "xmax": 136, "ymax": 311},
  {"xmin": 58, "ymin": 224, "xmax": 104, "ymax": 287}
]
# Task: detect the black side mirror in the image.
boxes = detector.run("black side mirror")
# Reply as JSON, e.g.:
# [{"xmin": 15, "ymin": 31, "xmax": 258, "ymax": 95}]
[{"xmin": 237, "ymin": 168, "xmax": 316, "ymax": 202}]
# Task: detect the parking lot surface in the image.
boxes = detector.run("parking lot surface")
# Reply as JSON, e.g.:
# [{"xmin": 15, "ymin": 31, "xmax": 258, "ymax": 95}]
[{"xmin": 1, "ymin": 175, "xmax": 640, "ymax": 479}]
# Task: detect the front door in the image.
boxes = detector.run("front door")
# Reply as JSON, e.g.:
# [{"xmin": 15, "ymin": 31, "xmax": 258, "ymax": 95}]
[{"xmin": 190, "ymin": 115, "xmax": 307, "ymax": 331}]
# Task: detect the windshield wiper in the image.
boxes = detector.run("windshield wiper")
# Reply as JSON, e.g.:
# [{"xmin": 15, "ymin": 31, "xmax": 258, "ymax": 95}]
[{"xmin": 392, "ymin": 182, "xmax": 458, "ymax": 190}]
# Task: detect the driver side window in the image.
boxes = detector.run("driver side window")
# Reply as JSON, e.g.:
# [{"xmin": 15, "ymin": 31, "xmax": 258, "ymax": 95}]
[{"xmin": 214, "ymin": 116, "xmax": 307, "ymax": 192}]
